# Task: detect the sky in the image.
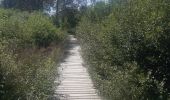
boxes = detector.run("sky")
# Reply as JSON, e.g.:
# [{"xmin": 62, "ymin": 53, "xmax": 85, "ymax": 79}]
[
  {"xmin": 87, "ymin": 0, "xmax": 91, "ymax": 5},
  {"xmin": 87, "ymin": 0, "xmax": 108, "ymax": 5}
]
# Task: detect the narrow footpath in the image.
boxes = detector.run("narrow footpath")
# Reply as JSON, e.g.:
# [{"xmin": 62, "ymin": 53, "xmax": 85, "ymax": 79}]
[{"xmin": 56, "ymin": 35, "xmax": 102, "ymax": 100}]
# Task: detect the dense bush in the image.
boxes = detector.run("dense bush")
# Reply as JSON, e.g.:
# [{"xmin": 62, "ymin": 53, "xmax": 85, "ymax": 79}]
[
  {"xmin": 26, "ymin": 13, "xmax": 62, "ymax": 47},
  {"xmin": 77, "ymin": 0, "xmax": 170, "ymax": 99},
  {"xmin": 0, "ymin": 43, "xmax": 59, "ymax": 99},
  {"xmin": 0, "ymin": 9, "xmax": 63, "ymax": 48},
  {"xmin": 0, "ymin": 9, "xmax": 65, "ymax": 100}
]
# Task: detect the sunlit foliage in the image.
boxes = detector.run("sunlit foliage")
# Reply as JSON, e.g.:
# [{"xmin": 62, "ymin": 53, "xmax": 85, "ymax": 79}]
[{"xmin": 0, "ymin": 9, "xmax": 64, "ymax": 99}]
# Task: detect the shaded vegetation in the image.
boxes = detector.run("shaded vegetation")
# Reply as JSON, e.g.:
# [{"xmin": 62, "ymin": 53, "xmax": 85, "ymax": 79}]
[{"xmin": 77, "ymin": 0, "xmax": 170, "ymax": 99}]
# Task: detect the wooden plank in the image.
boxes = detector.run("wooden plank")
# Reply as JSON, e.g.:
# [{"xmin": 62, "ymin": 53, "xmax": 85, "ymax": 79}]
[{"xmin": 56, "ymin": 35, "xmax": 102, "ymax": 100}]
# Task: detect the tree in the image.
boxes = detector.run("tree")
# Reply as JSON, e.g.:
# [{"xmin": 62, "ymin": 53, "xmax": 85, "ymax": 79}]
[
  {"xmin": 55, "ymin": 0, "xmax": 87, "ymax": 30},
  {"xmin": 2, "ymin": 0, "xmax": 54, "ymax": 11}
]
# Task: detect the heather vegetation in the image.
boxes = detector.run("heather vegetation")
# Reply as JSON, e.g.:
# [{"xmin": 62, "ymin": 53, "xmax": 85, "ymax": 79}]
[{"xmin": 77, "ymin": 0, "xmax": 170, "ymax": 99}]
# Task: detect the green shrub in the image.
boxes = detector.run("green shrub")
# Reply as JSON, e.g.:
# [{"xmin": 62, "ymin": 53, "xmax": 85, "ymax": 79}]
[
  {"xmin": 26, "ymin": 13, "xmax": 61, "ymax": 47},
  {"xmin": 77, "ymin": 0, "xmax": 170, "ymax": 99},
  {"xmin": 0, "ymin": 41, "xmax": 18, "ymax": 99},
  {"xmin": 0, "ymin": 9, "xmax": 64, "ymax": 100},
  {"xmin": 0, "ymin": 9, "xmax": 64, "ymax": 48},
  {"xmin": 0, "ymin": 43, "xmax": 59, "ymax": 99}
]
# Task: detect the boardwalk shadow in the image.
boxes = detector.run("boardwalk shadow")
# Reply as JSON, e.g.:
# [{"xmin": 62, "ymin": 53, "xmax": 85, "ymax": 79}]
[{"xmin": 61, "ymin": 35, "xmax": 79, "ymax": 63}]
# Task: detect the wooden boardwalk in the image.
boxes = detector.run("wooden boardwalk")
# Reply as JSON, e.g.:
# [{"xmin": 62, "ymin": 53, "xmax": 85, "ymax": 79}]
[{"xmin": 56, "ymin": 35, "xmax": 102, "ymax": 100}]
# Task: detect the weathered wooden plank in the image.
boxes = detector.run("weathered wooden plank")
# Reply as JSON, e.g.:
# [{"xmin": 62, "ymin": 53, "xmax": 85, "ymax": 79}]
[{"xmin": 56, "ymin": 35, "xmax": 102, "ymax": 100}]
